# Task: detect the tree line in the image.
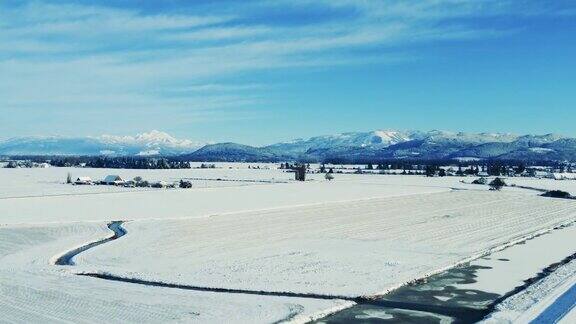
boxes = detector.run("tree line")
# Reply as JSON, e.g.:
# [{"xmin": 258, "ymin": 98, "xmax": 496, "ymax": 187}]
[{"xmin": 21, "ymin": 156, "xmax": 191, "ymax": 169}]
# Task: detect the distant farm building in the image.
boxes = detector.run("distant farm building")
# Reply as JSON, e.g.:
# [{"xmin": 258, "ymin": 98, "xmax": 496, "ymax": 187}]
[
  {"xmin": 75, "ymin": 177, "xmax": 93, "ymax": 185},
  {"xmin": 102, "ymin": 175, "xmax": 125, "ymax": 185},
  {"xmin": 151, "ymin": 181, "xmax": 168, "ymax": 188},
  {"xmin": 532, "ymin": 170, "xmax": 552, "ymax": 179},
  {"xmin": 553, "ymin": 173, "xmax": 576, "ymax": 180}
]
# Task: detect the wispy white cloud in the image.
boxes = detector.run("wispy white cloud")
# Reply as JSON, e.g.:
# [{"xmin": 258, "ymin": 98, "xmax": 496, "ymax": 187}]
[
  {"xmin": 168, "ymin": 83, "xmax": 268, "ymax": 93},
  {"xmin": 4, "ymin": 2, "xmax": 229, "ymax": 32},
  {"xmin": 0, "ymin": 0, "xmax": 570, "ymax": 137},
  {"xmin": 163, "ymin": 25, "xmax": 272, "ymax": 42}
]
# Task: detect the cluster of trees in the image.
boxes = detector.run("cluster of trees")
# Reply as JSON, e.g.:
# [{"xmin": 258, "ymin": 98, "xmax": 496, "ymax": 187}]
[
  {"xmin": 362, "ymin": 161, "xmax": 529, "ymax": 177},
  {"xmin": 366, "ymin": 163, "xmax": 421, "ymax": 170},
  {"xmin": 472, "ymin": 177, "xmax": 506, "ymax": 190},
  {"xmin": 48, "ymin": 157, "xmax": 191, "ymax": 169},
  {"xmin": 279, "ymin": 162, "xmax": 310, "ymax": 169},
  {"xmin": 425, "ymin": 165, "xmax": 447, "ymax": 177},
  {"xmin": 486, "ymin": 164, "xmax": 513, "ymax": 176},
  {"xmin": 455, "ymin": 166, "xmax": 481, "ymax": 176},
  {"xmin": 83, "ymin": 157, "xmax": 191, "ymax": 169},
  {"xmin": 5, "ymin": 161, "xmax": 34, "ymax": 168},
  {"xmin": 541, "ymin": 190, "xmax": 573, "ymax": 199}
]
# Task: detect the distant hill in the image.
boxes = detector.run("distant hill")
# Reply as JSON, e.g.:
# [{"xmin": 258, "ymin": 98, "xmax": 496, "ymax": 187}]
[
  {"xmin": 181, "ymin": 143, "xmax": 280, "ymax": 162},
  {"xmin": 2, "ymin": 129, "xmax": 576, "ymax": 162}
]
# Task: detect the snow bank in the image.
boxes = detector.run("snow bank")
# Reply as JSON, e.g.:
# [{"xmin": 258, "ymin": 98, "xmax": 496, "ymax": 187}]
[{"xmin": 483, "ymin": 260, "xmax": 576, "ymax": 323}]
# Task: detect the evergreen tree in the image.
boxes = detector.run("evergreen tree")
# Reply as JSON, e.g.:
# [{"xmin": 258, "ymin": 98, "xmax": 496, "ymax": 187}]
[
  {"xmin": 425, "ymin": 165, "xmax": 436, "ymax": 177},
  {"xmin": 489, "ymin": 177, "xmax": 506, "ymax": 191}
]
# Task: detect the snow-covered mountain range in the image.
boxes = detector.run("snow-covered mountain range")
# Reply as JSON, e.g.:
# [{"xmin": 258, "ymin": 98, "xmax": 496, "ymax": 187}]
[
  {"xmin": 0, "ymin": 130, "xmax": 203, "ymax": 156},
  {"xmin": 184, "ymin": 130, "xmax": 575, "ymax": 162},
  {"xmin": 264, "ymin": 130, "xmax": 521, "ymax": 156},
  {"xmin": 1, "ymin": 129, "xmax": 575, "ymax": 162}
]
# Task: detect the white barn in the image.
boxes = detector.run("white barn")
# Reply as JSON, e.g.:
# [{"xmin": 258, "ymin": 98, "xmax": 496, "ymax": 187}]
[
  {"xmin": 102, "ymin": 175, "xmax": 125, "ymax": 185},
  {"xmin": 533, "ymin": 171, "xmax": 552, "ymax": 179},
  {"xmin": 75, "ymin": 177, "xmax": 93, "ymax": 185}
]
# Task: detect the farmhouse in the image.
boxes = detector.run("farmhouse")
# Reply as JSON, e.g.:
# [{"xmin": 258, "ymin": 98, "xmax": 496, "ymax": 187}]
[
  {"xmin": 102, "ymin": 175, "xmax": 125, "ymax": 185},
  {"xmin": 75, "ymin": 177, "xmax": 93, "ymax": 185}
]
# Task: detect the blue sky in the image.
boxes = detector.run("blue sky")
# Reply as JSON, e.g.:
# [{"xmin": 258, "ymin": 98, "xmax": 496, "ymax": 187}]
[{"xmin": 1, "ymin": 0, "xmax": 575, "ymax": 145}]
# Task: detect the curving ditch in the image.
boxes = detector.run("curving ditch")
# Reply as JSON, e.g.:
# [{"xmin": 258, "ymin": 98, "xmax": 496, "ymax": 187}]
[
  {"xmin": 54, "ymin": 221, "xmax": 126, "ymax": 266},
  {"xmin": 78, "ymin": 272, "xmax": 357, "ymax": 301}
]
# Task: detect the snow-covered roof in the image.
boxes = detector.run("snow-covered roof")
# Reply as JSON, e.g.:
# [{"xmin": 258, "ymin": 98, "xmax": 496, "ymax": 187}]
[
  {"xmin": 76, "ymin": 176, "xmax": 92, "ymax": 182},
  {"xmin": 103, "ymin": 175, "xmax": 123, "ymax": 182},
  {"xmin": 534, "ymin": 171, "xmax": 551, "ymax": 176}
]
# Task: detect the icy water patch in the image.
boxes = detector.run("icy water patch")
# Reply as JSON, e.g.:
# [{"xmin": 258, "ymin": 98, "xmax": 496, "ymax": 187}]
[{"xmin": 317, "ymin": 224, "xmax": 576, "ymax": 323}]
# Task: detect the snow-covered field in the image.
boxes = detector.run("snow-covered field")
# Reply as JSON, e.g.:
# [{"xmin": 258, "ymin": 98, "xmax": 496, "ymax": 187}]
[
  {"xmin": 1, "ymin": 166, "xmax": 575, "ymax": 322},
  {"xmin": 0, "ymin": 166, "xmax": 288, "ymax": 199},
  {"xmin": 0, "ymin": 169, "xmax": 453, "ymax": 225},
  {"xmin": 0, "ymin": 222, "xmax": 351, "ymax": 323},
  {"xmin": 75, "ymin": 191, "xmax": 576, "ymax": 297},
  {"xmin": 506, "ymin": 177, "xmax": 576, "ymax": 194}
]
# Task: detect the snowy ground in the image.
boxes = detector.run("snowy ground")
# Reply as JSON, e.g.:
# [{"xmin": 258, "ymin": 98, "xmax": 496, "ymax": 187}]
[
  {"xmin": 1, "ymin": 167, "xmax": 575, "ymax": 322},
  {"xmin": 462, "ymin": 225, "xmax": 576, "ymax": 296},
  {"xmin": 506, "ymin": 177, "xmax": 576, "ymax": 194},
  {"xmin": 75, "ymin": 191, "xmax": 576, "ymax": 297},
  {"xmin": 0, "ymin": 169, "xmax": 454, "ymax": 225},
  {"xmin": 0, "ymin": 166, "xmax": 288, "ymax": 199},
  {"xmin": 484, "ymin": 259, "xmax": 576, "ymax": 323},
  {"xmin": 0, "ymin": 222, "xmax": 351, "ymax": 323}
]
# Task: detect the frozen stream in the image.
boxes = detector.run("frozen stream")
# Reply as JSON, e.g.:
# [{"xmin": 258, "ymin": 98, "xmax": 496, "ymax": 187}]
[
  {"xmin": 54, "ymin": 221, "xmax": 126, "ymax": 266},
  {"xmin": 317, "ymin": 223, "xmax": 576, "ymax": 323}
]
